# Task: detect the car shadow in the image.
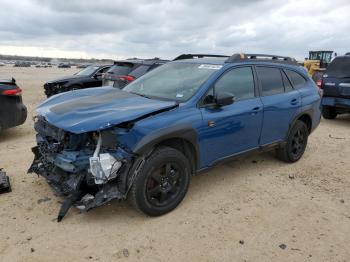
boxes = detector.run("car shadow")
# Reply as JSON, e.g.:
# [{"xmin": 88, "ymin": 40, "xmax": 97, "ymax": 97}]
[
  {"xmin": 322, "ymin": 114, "xmax": 350, "ymax": 127},
  {"xmin": 0, "ymin": 126, "xmax": 29, "ymax": 143},
  {"xmin": 75, "ymin": 150, "xmax": 279, "ymax": 223}
]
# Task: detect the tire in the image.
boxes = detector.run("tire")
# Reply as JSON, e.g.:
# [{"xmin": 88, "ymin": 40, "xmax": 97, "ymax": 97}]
[
  {"xmin": 322, "ymin": 106, "xmax": 337, "ymax": 119},
  {"xmin": 276, "ymin": 120, "xmax": 309, "ymax": 163},
  {"xmin": 129, "ymin": 147, "xmax": 191, "ymax": 216}
]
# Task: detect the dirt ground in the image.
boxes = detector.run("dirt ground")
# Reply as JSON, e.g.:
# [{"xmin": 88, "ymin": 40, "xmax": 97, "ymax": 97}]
[{"xmin": 0, "ymin": 65, "xmax": 349, "ymax": 262}]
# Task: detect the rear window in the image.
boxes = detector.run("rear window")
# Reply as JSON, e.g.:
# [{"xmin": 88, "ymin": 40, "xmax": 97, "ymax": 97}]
[
  {"xmin": 129, "ymin": 65, "xmax": 150, "ymax": 78},
  {"xmin": 107, "ymin": 63, "xmax": 135, "ymax": 75},
  {"xmin": 285, "ymin": 70, "xmax": 307, "ymax": 89},
  {"xmin": 326, "ymin": 57, "xmax": 350, "ymax": 78},
  {"xmin": 256, "ymin": 67, "xmax": 284, "ymax": 96}
]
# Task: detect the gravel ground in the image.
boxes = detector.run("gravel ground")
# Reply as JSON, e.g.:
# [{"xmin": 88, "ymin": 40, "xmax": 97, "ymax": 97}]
[{"xmin": 0, "ymin": 65, "xmax": 349, "ymax": 262}]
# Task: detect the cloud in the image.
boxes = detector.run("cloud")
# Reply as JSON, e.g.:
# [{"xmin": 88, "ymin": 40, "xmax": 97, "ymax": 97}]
[{"xmin": 0, "ymin": 0, "xmax": 348, "ymax": 59}]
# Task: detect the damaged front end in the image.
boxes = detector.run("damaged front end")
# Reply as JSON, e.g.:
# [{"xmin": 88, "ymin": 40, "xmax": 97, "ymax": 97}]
[{"xmin": 28, "ymin": 116, "xmax": 136, "ymax": 221}]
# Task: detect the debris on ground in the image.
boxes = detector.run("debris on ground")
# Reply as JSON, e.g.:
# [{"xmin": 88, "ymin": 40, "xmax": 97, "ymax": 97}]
[
  {"xmin": 37, "ymin": 196, "xmax": 51, "ymax": 204},
  {"xmin": 329, "ymin": 134, "xmax": 345, "ymax": 140},
  {"xmin": 279, "ymin": 244, "xmax": 287, "ymax": 250},
  {"xmin": 123, "ymin": 248, "xmax": 130, "ymax": 257},
  {"xmin": 0, "ymin": 168, "xmax": 11, "ymax": 194}
]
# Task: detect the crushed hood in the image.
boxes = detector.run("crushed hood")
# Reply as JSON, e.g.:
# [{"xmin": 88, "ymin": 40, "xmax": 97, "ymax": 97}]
[{"xmin": 36, "ymin": 87, "xmax": 177, "ymax": 134}]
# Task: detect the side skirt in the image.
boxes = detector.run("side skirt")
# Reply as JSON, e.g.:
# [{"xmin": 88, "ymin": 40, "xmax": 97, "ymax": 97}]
[{"xmin": 196, "ymin": 140, "xmax": 284, "ymax": 175}]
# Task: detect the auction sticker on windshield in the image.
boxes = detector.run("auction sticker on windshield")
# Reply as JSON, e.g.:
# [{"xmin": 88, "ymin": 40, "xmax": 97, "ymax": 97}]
[{"xmin": 198, "ymin": 64, "xmax": 222, "ymax": 70}]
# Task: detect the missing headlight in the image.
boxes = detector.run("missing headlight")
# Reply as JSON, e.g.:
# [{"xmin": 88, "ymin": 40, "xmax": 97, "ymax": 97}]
[{"xmin": 89, "ymin": 133, "xmax": 122, "ymax": 184}]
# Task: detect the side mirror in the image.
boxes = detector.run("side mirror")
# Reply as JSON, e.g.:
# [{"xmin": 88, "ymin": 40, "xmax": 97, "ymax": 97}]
[
  {"xmin": 94, "ymin": 73, "xmax": 102, "ymax": 79},
  {"xmin": 215, "ymin": 92, "xmax": 235, "ymax": 107}
]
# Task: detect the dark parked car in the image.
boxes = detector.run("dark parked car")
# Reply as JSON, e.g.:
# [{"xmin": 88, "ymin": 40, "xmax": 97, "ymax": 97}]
[
  {"xmin": 57, "ymin": 63, "xmax": 71, "ymax": 68},
  {"xmin": 44, "ymin": 64, "xmax": 112, "ymax": 97},
  {"xmin": 0, "ymin": 78, "xmax": 27, "ymax": 131},
  {"xmin": 76, "ymin": 64, "xmax": 91, "ymax": 69},
  {"xmin": 321, "ymin": 55, "xmax": 350, "ymax": 119},
  {"xmin": 14, "ymin": 61, "xmax": 31, "ymax": 67},
  {"xmin": 102, "ymin": 58, "xmax": 168, "ymax": 88},
  {"xmin": 29, "ymin": 53, "xmax": 321, "ymax": 221}
]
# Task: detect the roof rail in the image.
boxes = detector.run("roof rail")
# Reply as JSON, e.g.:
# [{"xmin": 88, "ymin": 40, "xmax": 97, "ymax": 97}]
[
  {"xmin": 173, "ymin": 54, "xmax": 229, "ymax": 61},
  {"xmin": 225, "ymin": 53, "xmax": 298, "ymax": 65}
]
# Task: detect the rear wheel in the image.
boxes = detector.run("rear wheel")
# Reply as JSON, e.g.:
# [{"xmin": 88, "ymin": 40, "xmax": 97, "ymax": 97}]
[
  {"xmin": 322, "ymin": 106, "xmax": 337, "ymax": 119},
  {"xmin": 129, "ymin": 147, "xmax": 191, "ymax": 216},
  {"xmin": 277, "ymin": 120, "xmax": 309, "ymax": 163}
]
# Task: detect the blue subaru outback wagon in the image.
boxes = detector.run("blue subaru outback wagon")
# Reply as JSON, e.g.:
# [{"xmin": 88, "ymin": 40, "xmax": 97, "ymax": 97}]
[{"xmin": 29, "ymin": 53, "xmax": 321, "ymax": 221}]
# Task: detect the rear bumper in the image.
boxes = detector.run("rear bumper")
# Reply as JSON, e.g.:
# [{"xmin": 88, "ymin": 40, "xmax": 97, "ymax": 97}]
[
  {"xmin": 322, "ymin": 96, "xmax": 350, "ymax": 109},
  {"xmin": 0, "ymin": 103, "xmax": 27, "ymax": 130}
]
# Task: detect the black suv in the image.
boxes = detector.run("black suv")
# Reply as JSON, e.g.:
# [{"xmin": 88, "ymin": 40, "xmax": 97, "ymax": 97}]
[
  {"xmin": 321, "ymin": 55, "xmax": 350, "ymax": 119},
  {"xmin": 44, "ymin": 64, "xmax": 112, "ymax": 97},
  {"xmin": 0, "ymin": 78, "xmax": 27, "ymax": 130},
  {"xmin": 102, "ymin": 58, "xmax": 168, "ymax": 88}
]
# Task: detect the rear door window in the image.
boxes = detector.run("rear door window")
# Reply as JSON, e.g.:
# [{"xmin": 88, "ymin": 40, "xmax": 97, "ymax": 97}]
[
  {"xmin": 284, "ymin": 69, "xmax": 307, "ymax": 89},
  {"xmin": 256, "ymin": 67, "xmax": 284, "ymax": 96},
  {"xmin": 326, "ymin": 57, "xmax": 350, "ymax": 78},
  {"xmin": 98, "ymin": 66, "xmax": 111, "ymax": 74}
]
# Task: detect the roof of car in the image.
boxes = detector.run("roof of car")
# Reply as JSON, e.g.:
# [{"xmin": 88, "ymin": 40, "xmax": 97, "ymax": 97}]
[
  {"xmin": 174, "ymin": 57, "xmax": 228, "ymax": 65},
  {"xmin": 113, "ymin": 58, "xmax": 169, "ymax": 66},
  {"xmin": 333, "ymin": 55, "xmax": 350, "ymax": 59},
  {"xmin": 173, "ymin": 53, "xmax": 299, "ymax": 67}
]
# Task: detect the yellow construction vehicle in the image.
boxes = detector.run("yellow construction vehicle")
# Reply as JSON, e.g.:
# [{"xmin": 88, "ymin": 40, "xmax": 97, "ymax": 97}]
[{"xmin": 303, "ymin": 51, "xmax": 333, "ymax": 81}]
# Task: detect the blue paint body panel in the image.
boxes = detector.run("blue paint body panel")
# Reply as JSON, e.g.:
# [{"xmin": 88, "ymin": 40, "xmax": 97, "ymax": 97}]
[
  {"xmin": 35, "ymin": 60, "xmax": 321, "ymax": 170},
  {"xmin": 36, "ymin": 87, "xmax": 177, "ymax": 134}
]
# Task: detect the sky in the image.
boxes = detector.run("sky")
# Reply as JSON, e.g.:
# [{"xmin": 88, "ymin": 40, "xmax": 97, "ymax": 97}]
[{"xmin": 0, "ymin": 0, "xmax": 349, "ymax": 60}]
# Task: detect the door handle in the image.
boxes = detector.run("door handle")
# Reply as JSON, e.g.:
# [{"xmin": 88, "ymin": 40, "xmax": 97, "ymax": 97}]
[
  {"xmin": 290, "ymin": 98, "xmax": 298, "ymax": 105},
  {"xmin": 251, "ymin": 107, "xmax": 260, "ymax": 115}
]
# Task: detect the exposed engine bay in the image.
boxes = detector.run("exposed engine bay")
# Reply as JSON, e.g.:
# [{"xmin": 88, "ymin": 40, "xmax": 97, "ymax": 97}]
[{"xmin": 28, "ymin": 116, "xmax": 139, "ymax": 222}]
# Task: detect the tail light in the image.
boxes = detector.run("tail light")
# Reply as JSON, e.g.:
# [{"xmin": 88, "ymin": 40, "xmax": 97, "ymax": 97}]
[
  {"xmin": 119, "ymin": 75, "xmax": 135, "ymax": 82},
  {"xmin": 2, "ymin": 87, "xmax": 22, "ymax": 96},
  {"xmin": 316, "ymin": 79, "xmax": 323, "ymax": 97},
  {"xmin": 316, "ymin": 79, "xmax": 323, "ymax": 89}
]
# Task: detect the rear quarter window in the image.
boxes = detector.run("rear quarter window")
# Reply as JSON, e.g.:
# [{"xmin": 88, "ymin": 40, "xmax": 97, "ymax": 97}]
[
  {"xmin": 285, "ymin": 69, "xmax": 307, "ymax": 89},
  {"xmin": 256, "ymin": 67, "xmax": 284, "ymax": 96}
]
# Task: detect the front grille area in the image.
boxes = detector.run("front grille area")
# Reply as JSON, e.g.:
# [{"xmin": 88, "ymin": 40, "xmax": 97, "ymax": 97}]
[{"xmin": 34, "ymin": 116, "xmax": 66, "ymax": 142}]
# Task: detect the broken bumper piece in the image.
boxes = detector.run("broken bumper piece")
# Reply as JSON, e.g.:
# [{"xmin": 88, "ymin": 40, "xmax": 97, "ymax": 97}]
[
  {"xmin": 0, "ymin": 169, "xmax": 11, "ymax": 194},
  {"xmin": 28, "ymin": 145, "xmax": 130, "ymax": 222},
  {"xmin": 76, "ymin": 183, "xmax": 123, "ymax": 211}
]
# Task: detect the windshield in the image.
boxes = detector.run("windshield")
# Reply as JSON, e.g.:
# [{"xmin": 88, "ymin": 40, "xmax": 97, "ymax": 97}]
[
  {"xmin": 326, "ymin": 57, "xmax": 350, "ymax": 78},
  {"xmin": 75, "ymin": 66, "xmax": 99, "ymax": 76},
  {"xmin": 124, "ymin": 62, "xmax": 221, "ymax": 102}
]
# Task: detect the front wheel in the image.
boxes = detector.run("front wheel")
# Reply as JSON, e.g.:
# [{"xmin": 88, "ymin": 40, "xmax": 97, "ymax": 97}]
[
  {"xmin": 276, "ymin": 120, "xmax": 309, "ymax": 163},
  {"xmin": 129, "ymin": 147, "xmax": 191, "ymax": 216}
]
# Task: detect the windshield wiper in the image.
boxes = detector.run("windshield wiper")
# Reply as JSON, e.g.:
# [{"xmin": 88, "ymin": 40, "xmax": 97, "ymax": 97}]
[{"xmin": 130, "ymin": 92, "xmax": 152, "ymax": 99}]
